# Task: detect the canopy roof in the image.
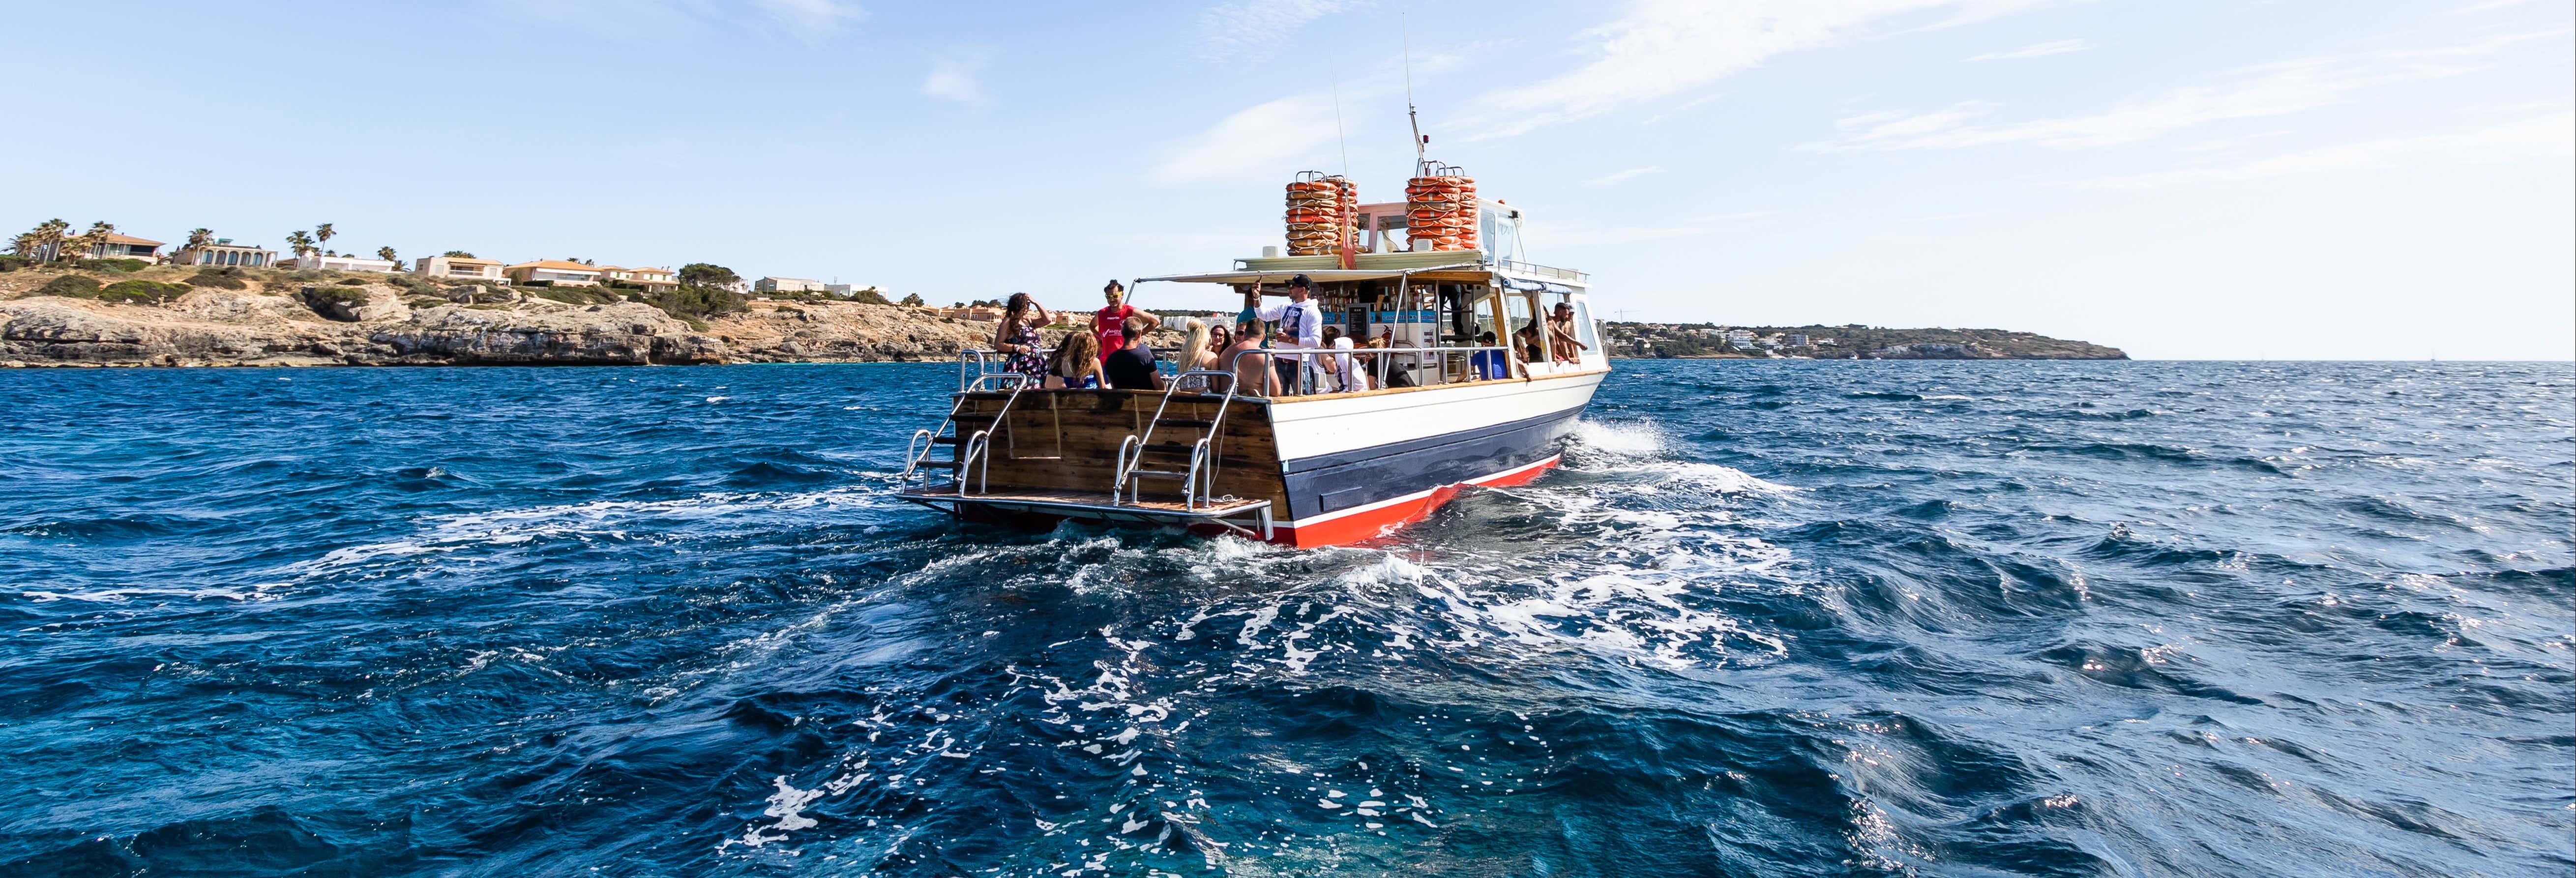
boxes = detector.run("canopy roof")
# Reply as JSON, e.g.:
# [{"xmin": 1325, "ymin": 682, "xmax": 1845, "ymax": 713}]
[{"xmin": 1136, "ymin": 263, "xmax": 1486, "ymax": 286}]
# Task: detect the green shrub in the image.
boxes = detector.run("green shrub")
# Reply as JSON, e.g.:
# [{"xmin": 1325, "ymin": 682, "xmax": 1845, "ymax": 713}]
[
  {"xmin": 334, "ymin": 277, "xmax": 367, "ymax": 286},
  {"xmin": 643, "ymin": 284, "xmax": 746, "ymax": 321},
  {"xmin": 287, "ymin": 269, "xmax": 325, "ymax": 282},
  {"xmin": 95, "ymin": 280, "xmax": 191, "ymax": 304},
  {"xmin": 302, "ymin": 285, "xmax": 368, "ymax": 307},
  {"xmin": 385, "ymin": 273, "xmax": 438, "ymax": 296},
  {"xmin": 185, "ymin": 268, "xmax": 248, "ymax": 289},
  {"xmin": 85, "ymin": 258, "xmax": 148, "ymax": 272},
  {"xmin": 0, "ymin": 256, "xmax": 28, "ymax": 272},
  {"xmin": 533, "ymin": 287, "xmax": 617, "ymax": 305},
  {"xmin": 36, "ymin": 275, "xmax": 101, "ymax": 297}
]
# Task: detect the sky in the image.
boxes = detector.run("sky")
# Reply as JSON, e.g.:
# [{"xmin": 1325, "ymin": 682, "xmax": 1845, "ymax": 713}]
[{"xmin": 3, "ymin": 0, "xmax": 2569, "ymax": 359}]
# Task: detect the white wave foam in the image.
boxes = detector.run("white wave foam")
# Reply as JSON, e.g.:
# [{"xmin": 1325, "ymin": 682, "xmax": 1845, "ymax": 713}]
[{"xmin": 1571, "ymin": 419, "xmax": 1665, "ymax": 456}]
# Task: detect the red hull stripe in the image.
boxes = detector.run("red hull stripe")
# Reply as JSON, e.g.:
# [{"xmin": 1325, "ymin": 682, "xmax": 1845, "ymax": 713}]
[{"xmin": 1268, "ymin": 454, "xmax": 1560, "ymax": 547}]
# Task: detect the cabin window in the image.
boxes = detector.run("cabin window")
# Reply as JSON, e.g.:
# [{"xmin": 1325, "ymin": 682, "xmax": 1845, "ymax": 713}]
[{"xmin": 1504, "ymin": 291, "xmax": 1542, "ymax": 362}]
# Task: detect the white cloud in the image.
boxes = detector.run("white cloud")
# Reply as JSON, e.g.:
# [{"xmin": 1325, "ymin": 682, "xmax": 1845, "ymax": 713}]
[
  {"xmin": 1193, "ymin": 0, "xmax": 1357, "ymax": 60},
  {"xmin": 1147, "ymin": 92, "xmax": 1352, "ymax": 186},
  {"xmin": 1966, "ymin": 38, "xmax": 2091, "ymax": 61},
  {"xmin": 1441, "ymin": 0, "xmax": 2055, "ymax": 141},
  {"xmin": 1818, "ymin": 31, "xmax": 2565, "ymax": 151},
  {"xmin": 922, "ymin": 50, "xmax": 990, "ymax": 103},
  {"xmin": 1585, "ymin": 166, "xmax": 1666, "ymax": 187},
  {"xmin": 754, "ymin": 0, "xmax": 861, "ymax": 34},
  {"xmin": 507, "ymin": 0, "xmax": 860, "ymax": 37},
  {"xmin": 2080, "ymin": 111, "xmax": 2574, "ymax": 188}
]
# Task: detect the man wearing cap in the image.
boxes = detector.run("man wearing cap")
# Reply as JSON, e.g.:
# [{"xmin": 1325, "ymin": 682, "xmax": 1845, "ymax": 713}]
[{"xmin": 1255, "ymin": 274, "xmax": 1325, "ymax": 394}]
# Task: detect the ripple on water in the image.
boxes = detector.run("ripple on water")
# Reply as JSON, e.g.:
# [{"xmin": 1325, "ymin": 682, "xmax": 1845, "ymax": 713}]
[{"xmin": 0, "ymin": 360, "xmax": 2569, "ymax": 877}]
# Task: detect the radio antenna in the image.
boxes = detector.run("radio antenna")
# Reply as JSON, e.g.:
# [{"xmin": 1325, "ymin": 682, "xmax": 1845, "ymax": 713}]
[
  {"xmin": 1333, "ymin": 83, "xmax": 1350, "ymax": 179},
  {"xmin": 1404, "ymin": 15, "xmax": 1425, "ymax": 176}
]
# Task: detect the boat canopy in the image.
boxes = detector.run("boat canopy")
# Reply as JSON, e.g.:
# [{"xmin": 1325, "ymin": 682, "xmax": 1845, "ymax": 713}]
[
  {"xmin": 1136, "ymin": 263, "xmax": 1485, "ymax": 286},
  {"xmin": 1496, "ymin": 275, "xmax": 1583, "ymax": 295}
]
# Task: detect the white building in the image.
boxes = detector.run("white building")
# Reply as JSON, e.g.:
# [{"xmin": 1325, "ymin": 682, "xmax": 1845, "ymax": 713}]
[
  {"xmin": 285, "ymin": 254, "xmax": 398, "ymax": 273},
  {"xmin": 1724, "ymin": 329, "xmax": 1755, "ymax": 347},
  {"xmin": 415, "ymin": 256, "xmax": 505, "ymax": 283},
  {"xmin": 756, "ymin": 277, "xmax": 827, "ymax": 293},
  {"xmin": 179, "ymin": 240, "xmax": 277, "ymax": 267},
  {"xmin": 503, "ymin": 260, "xmax": 604, "ymax": 286},
  {"xmin": 825, "ymin": 283, "xmax": 884, "ymax": 298}
]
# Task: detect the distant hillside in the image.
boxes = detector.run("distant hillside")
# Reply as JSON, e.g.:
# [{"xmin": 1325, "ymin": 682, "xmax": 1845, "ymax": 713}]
[{"xmin": 1602, "ymin": 322, "xmax": 2127, "ymax": 360}]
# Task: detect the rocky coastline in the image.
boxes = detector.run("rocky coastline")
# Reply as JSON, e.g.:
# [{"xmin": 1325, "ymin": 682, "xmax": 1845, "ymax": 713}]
[{"xmin": 0, "ymin": 271, "xmax": 1017, "ymax": 368}]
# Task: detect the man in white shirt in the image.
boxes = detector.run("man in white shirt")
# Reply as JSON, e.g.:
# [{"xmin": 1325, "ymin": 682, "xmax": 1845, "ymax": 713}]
[{"xmin": 1257, "ymin": 274, "xmax": 1325, "ymax": 394}]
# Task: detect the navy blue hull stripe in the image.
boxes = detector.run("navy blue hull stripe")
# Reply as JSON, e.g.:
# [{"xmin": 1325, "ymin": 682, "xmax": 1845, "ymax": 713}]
[
  {"xmin": 1278, "ymin": 407, "xmax": 1584, "ymax": 520},
  {"xmin": 1280, "ymin": 405, "xmax": 1591, "ymax": 476}
]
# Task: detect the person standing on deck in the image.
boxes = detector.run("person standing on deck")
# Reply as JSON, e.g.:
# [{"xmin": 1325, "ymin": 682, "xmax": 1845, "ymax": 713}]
[
  {"xmin": 1257, "ymin": 274, "xmax": 1324, "ymax": 394},
  {"xmin": 994, "ymin": 293, "xmax": 1052, "ymax": 382},
  {"xmin": 1093, "ymin": 280, "xmax": 1158, "ymax": 366}
]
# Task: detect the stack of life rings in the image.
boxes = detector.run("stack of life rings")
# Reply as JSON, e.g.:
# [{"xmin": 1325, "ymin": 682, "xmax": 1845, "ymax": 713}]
[
  {"xmin": 1405, "ymin": 164, "xmax": 1478, "ymax": 252},
  {"xmin": 1284, "ymin": 172, "xmax": 1357, "ymax": 257}
]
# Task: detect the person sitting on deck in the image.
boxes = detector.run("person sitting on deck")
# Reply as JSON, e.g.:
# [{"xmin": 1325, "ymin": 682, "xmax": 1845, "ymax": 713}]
[
  {"xmin": 1104, "ymin": 315, "xmax": 1165, "ymax": 391},
  {"xmin": 1468, "ymin": 331, "xmax": 1511, "ymax": 380},
  {"xmin": 1515, "ymin": 321, "xmax": 1547, "ymax": 364},
  {"xmin": 1219, "ymin": 317, "xmax": 1280, "ymax": 397},
  {"xmin": 1173, "ymin": 318, "xmax": 1216, "ymax": 392},
  {"xmin": 1043, "ymin": 330, "xmax": 1104, "ymax": 389}
]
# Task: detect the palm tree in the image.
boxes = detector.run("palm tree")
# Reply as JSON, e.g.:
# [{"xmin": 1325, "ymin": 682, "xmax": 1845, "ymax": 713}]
[
  {"xmin": 377, "ymin": 246, "xmax": 398, "ymax": 265},
  {"xmin": 285, "ymin": 230, "xmax": 317, "ymax": 260},
  {"xmin": 441, "ymin": 250, "xmax": 474, "ymax": 258},
  {"xmin": 32, "ymin": 219, "xmax": 70, "ymax": 262},
  {"xmin": 313, "ymin": 223, "xmax": 335, "ymax": 255},
  {"xmin": 9, "ymin": 233, "xmax": 38, "ymax": 259},
  {"xmin": 70, "ymin": 221, "xmax": 116, "ymax": 262},
  {"xmin": 184, "ymin": 228, "xmax": 213, "ymax": 252}
]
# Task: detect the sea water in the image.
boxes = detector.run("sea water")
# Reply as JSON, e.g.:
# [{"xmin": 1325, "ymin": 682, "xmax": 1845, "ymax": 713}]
[{"xmin": 0, "ymin": 360, "xmax": 2568, "ymax": 877}]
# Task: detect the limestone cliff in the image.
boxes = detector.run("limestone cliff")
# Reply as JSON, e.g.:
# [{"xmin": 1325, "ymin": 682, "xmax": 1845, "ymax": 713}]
[{"xmin": 0, "ymin": 271, "xmax": 1000, "ymax": 368}]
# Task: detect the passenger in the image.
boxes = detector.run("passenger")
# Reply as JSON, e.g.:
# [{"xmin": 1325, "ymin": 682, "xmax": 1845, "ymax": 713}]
[
  {"xmin": 1220, "ymin": 318, "xmax": 1279, "ymax": 397},
  {"xmin": 1173, "ymin": 318, "xmax": 1215, "ymax": 392},
  {"xmin": 1467, "ymin": 331, "xmax": 1511, "ymax": 380},
  {"xmin": 1548, "ymin": 302, "xmax": 1588, "ymax": 363},
  {"xmin": 1515, "ymin": 320, "xmax": 1546, "ymax": 364},
  {"xmin": 994, "ymin": 292, "xmax": 1052, "ymax": 382},
  {"xmin": 1043, "ymin": 330, "xmax": 1103, "ymax": 389},
  {"xmin": 1104, "ymin": 315, "xmax": 1165, "ymax": 391},
  {"xmin": 1093, "ymin": 280, "xmax": 1159, "ymax": 366},
  {"xmin": 1256, "ymin": 274, "xmax": 1324, "ymax": 395},
  {"xmin": 1319, "ymin": 326, "xmax": 1346, "ymax": 392}
]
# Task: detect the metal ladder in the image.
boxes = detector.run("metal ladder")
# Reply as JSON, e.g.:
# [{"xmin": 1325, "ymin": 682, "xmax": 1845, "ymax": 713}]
[
  {"xmin": 901, "ymin": 372, "xmax": 1030, "ymax": 495},
  {"xmin": 1113, "ymin": 369, "xmax": 1249, "ymax": 510}
]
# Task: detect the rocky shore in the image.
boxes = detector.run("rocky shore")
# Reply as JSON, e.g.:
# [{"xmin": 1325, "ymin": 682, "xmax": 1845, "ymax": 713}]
[{"xmin": 0, "ymin": 272, "xmax": 1008, "ymax": 368}]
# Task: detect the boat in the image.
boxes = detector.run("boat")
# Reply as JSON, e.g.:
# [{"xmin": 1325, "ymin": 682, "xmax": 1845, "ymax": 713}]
[{"xmin": 892, "ymin": 167, "xmax": 1608, "ymax": 548}]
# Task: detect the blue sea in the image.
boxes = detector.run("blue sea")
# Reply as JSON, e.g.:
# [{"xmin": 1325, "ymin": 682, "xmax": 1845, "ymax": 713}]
[{"xmin": 1, "ymin": 360, "xmax": 2569, "ymax": 878}]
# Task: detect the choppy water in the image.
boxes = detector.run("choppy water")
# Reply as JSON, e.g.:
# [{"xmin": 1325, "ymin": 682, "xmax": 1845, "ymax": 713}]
[{"xmin": 1, "ymin": 360, "xmax": 2569, "ymax": 878}]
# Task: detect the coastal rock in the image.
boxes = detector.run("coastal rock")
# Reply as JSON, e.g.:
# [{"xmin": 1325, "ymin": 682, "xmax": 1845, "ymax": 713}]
[
  {"xmin": 0, "ymin": 268, "xmax": 1103, "ymax": 368},
  {"xmin": 708, "ymin": 301, "xmax": 991, "ymax": 363},
  {"xmin": 367, "ymin": 302, "xmax": 722, "ymax": 365}
]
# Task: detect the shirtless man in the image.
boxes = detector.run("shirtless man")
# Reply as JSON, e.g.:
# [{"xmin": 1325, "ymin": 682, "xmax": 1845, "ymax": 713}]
[{"xmin": 1220, "ymin": 318, "xmax": 1281, "ymax": 396}]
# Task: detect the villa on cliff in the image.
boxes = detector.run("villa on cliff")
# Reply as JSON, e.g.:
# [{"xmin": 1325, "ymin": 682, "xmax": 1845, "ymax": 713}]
[
  {"xmin": 178, "ymin": 240, "xmax": 277, "ymax": 267},
  {"xmin": 503, "ymin": 260, "xmax": 604, "ymax": 287},
  {"xmin": 598, "ymin": 265, "xmax": 680, "ymax": 292},
  {"xmin": 415, "ymin": 256, "xmax": 504, "ymax": 283}
]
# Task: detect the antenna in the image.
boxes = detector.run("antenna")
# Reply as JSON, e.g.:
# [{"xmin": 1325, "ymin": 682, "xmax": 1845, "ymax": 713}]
[
  {"xmin": 1404, "ymin": 15, "xmax": 1425, "ymax": 175},
  {"xmin": 1333, "ymin": 84, "xmax": 1350, "ymax": 179}
]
